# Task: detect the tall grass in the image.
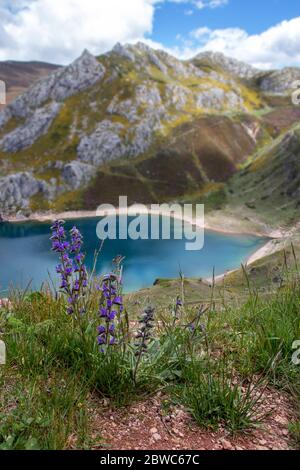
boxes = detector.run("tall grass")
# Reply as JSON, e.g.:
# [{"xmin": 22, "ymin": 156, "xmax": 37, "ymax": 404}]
[
  {"xmin": 176, "ymin": 360, "xmax": 267, "ymax": 433},
  {"xmin": 0, "ymin": 234, "xmax": 300, "ymax": 449}
]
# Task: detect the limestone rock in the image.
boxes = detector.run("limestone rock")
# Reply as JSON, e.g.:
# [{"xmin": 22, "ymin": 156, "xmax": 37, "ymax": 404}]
[
  {"xmin": 135, "ymin": 83, "xmax": 162, "ymax": 107},
  {"xmin": 2, "ymin": 49, "xmax": 105, "ymax": 121},
  {"xmin": 0, "ymin": 107, "xmax": 12, "ymax": 129},
  {"xmin": 259, "ymin": 68, "xmax": 300, "ymax": 94},
  {"xmin": 193, "ymin": 51, "xmax": 260, "ymax": 79},
  {"xmin": 107, "ymin": 96, "xmax": 138, "ymax": 122},
  {"xmin": 77, "ymin": 120, "xmax": 127, "ymax": 165},
  {"xmin": 0, "ymin": 172, "xmax": 51, "ymax": 212},
  {"xmin": 62, "ymin": 161, "xmax": 95, "ymax": 189},
  {"xmin": 196, "ymin": 87, "xmax": 244, "ymax": 111},
  {"xmin": 0, "ymin": 102, "xmax": 62, "ymax": 152},
  {"xmin": 165, "ymin": 84, "xmax": 191, "ymax": 111},
  {"xmin": 112, "ymin": 43, "xmax": 136, "ymax": 62}
]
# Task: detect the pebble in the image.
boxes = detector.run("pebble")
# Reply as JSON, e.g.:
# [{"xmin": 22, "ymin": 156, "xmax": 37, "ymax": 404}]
[
  {"xmin": 258, "ymin": 439, "xmax": 267, "ymax": 445},
  {"xmin": 221, "ymin": 439, "xmax": 234, "ymax": 450},
  {"xmin": 150, "ymin": 427, "xmax": 158, "ymax": 434},
  {"xmin": 274, "ymin": 416, "xmax": 288, "ymax": 426},
  {"xmin": 173, "ymin": 429, "xmax": 184, "ymax": 438}
]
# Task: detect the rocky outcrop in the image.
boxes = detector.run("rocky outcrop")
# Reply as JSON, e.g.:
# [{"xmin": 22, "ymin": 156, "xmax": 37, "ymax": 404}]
[
  {"xmin": 112, "ymin": 43, "xmax": 136, "ymax": 62},
  {"xmin": 0, "ymin": 172, "xmax": 53, "ymax": 212},
  {"xmin": 135, "ymin": 83, "xmax": 162, "ymax": 107},
  {"xmin": 0, "ymin": 49, "xmax": 105, "ymax": 150},
  {"xmin": 259, "ymin": 68, "xmax": 300, "ymax": 94},
  {"xmin": 0, "ymin": 107, "xmax": 12, "ymax": 129},
  {"xmin": 62, "ymin": 161, "xmax": 95, "ymax": 189},
  {"xmin": 193, "ymin": 51, "xmax": 260, "ymax": 79},
  {"xmin": 0, "ymin": 102, "xmax": 62, "ymax": 152},
  {"xmin": 107, "ymin": 96, "xmax": 138, "ymax": 122},
  {"xmin": 129, "ymin": 114, "xmax": 163, "ymax": 157},
  {"xmin": 110, "ymin": 42, "xmax": 205, "ymax": 80},
  {"xmin": 79, "ymin": 81, "xmax": 167, "ymax": 164},
  {"xmin": 196, "ymin": 87, "xmax": 245, "ymax": 111},
  {"xmin": 77, "ymin": 120, "xmax": 127, "ymax": 165},
  {"xmin": 165, "ymin": 84, "xmax": 191, "ymax": 111},
  {"xmin": 5, "ymin": 50, "xmax": 105, "ymax": 121}
]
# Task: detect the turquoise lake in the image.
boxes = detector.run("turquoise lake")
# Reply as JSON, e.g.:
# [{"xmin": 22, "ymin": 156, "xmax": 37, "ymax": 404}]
[{"xmin": 0, "ymin": 216, "xmax": 267, "ymax": 295}]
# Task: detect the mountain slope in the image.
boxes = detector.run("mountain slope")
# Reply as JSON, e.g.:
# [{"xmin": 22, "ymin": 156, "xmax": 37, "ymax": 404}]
[
  {"xmin": 0, "ymin": 43, "xmax": 299, "ymax": 217},
  {"xmin": 226, "ymin": 125, "xmax": 300, "ymax": 226},
  {"xmin": 0, "ymin": 60, "xmax": 60, "ymax": 106}
]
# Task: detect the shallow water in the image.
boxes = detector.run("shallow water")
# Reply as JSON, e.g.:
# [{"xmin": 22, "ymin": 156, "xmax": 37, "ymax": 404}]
[{"xmin": 0, "ymin": 216, "xmax": 267, "ymax": 295}]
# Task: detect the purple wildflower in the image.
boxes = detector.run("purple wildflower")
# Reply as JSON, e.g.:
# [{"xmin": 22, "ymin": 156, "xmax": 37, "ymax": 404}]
[
  {"xmin": 96, "ymin": 256, "xmax": 125, "ymax": 353},
  {"xmin": 50, "ymin": 220, "xmax": 88, "ymax": 317},
  {"xmin": 135, "ymin": 306, "xmax": 155, "ymax": 355},
  {"xmin": 113, "ymin": 296, "xmax": 123, "ymax": 306},
  {"xmin": 132, "ymin": 306, "xmax": 155, "ymax": 385}
]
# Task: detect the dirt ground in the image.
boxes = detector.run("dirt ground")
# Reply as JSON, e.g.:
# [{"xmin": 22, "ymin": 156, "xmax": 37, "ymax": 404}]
[{"xmin": 86, "ymin": 388, "xmax": 294, "ymax": 451}]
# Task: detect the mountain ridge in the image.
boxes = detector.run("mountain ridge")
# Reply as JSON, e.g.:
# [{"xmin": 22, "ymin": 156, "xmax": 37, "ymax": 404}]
[{"xmin": 0, "ymin": 42, "xmax": 299, "ymax": 222}]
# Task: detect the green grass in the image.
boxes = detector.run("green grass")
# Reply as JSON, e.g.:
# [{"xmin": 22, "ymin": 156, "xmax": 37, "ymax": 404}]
[
  {"xmin": 175, "ymin": 360, "xmax": 266, "ymax": 433},
  {"xmin": 1, "ymin": 259, "xmax": 300, "ymax": 449}
]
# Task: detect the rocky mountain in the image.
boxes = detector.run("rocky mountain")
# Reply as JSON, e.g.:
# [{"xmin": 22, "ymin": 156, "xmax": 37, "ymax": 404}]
[
  {"xmin": 0, "ymin": 60, "xmax": 60, "ymax": 106},
  {"xmin": 0, "ymin": 42, "xmax": 299, "ymax": 218},
  {"xmin": 192, "ymin": 51, "xmax": 260, "ymax": 79}
]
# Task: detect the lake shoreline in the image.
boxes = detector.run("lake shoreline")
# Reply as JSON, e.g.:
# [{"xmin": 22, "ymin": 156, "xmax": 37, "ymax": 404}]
[
  {"xmin": 4, "ymin": 208, "xmax": 283, "ymax": 237},
  {"xmin": 2, "ymin": 208, "xmax": 284, "ymax": 284}
]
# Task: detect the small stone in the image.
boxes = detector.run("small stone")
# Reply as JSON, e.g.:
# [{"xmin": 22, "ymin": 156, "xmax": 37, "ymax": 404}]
[
  {"xmin": 153, "ymin": 433, "xmax": 162, "ymax": 442},
  {"xmin": 173, "ymin": 429, "xmax": 184, "ymax": 438},
  {"xmin": 150, "ymin": 427, "xmax": 158, "ymax": 434},
  {"xmin": 258, "ymin": 439, "xmax": 267, "ymax": 445},
  {"xmin": 274, "ymin": 416, "xmax": 289, "ymax": 426},
  {"xmin": 221, "ymin": 439, "xmax": 234, "ymax": 450}
]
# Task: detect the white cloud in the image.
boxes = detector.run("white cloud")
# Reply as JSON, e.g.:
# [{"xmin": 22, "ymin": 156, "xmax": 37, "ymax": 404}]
[
  {"xmin": 184, "ymin": 17, "xmax": 300, "ymax": 69},
  {"xmin": 0, "ymin": 0, "xmax": 228, "ymax": 64},
  {"xmin": 193, "ymin": 0, "xmax": 228, "ymax": 9},
  {"xmin": 164, "ymin": 0, "xmax": 228, "ymax": 9},
  {"xmin": 0, "ymin": 0, "xmax": 156, "ymax": 64}
]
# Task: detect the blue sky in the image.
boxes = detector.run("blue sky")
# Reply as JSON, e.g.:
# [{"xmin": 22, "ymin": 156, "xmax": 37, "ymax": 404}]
[
  {"xmin": 152, "ymin": 0, "xmax": 300, "ymax": 46},
  {"xmin": 0, "ymin": 0, "xmax": 299, "ymax": 68}
]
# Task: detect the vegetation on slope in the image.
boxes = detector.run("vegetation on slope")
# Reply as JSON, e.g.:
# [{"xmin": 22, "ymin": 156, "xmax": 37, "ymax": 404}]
[{"xmin": 225, "ymin": 125, "xmax": 300, "ymax": 227}]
